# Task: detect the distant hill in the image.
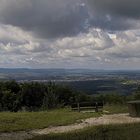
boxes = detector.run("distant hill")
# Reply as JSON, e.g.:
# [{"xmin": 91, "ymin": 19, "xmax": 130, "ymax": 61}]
[
  {"xmin": 0, "ymin": 68, "xmax": 139, "ymax": 95},
  {"xmin": 0, "ymin": 68, "xmax": 140, "ymax": 81}
]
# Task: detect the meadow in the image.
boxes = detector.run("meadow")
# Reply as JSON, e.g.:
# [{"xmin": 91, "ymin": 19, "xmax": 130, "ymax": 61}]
[
  {"xmin": 0, "ymin": 105, "xmax": 128, "ymax": 133},
  {"xmin": 0, "ymin": 108, "xmax": 100, "ymax": 132},
  {"xmin": 29, "ymin": 123, "xmax": 140, "ymax": 140}
]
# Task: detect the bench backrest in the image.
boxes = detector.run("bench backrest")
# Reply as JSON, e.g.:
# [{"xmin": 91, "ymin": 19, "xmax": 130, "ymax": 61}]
[{"xmin": 71, "ymin": 102, "xmax": 103, "ymax": 108}]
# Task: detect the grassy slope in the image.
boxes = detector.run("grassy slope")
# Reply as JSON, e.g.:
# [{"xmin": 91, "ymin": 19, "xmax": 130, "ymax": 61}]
[
  {"xmin": 0, "ymin": 108, "xmax": 100, "ymax": 132},
  {"xmin": 29, "ymin": 105, "xmax": 131, "ymax": 140},
  {"xmin": 30, "ymin": 123, "xmax": 140, "ymax": 140},
  {"xmin": 0, "ymin": 105, "xmax": 128, "ymax": 132},
  {"xmin": 103, "ymin": 104, "xmax": 128, "ymax": 114}
]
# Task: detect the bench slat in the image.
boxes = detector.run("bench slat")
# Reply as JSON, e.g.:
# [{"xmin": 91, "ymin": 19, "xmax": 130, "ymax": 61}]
[{"xmin": 71, "ymin": 102, "xmax": 103, "ymax": 112}]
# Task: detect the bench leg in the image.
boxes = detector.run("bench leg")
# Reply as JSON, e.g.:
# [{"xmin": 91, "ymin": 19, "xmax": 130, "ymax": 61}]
[
  {"xmin": 78, "ymin": 103, "xmax": 80, "ymax": 112},
  {"xmin": 95, "ymin": 104, "xmax": 98, "ymax": 112}
]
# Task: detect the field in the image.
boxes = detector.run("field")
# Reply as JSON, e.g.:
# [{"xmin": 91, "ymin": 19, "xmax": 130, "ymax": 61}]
[
  {"xmin": 0, "ymin": 69, "xmax": 139, "ymax": 95},
  {"xmin": 29, "ymin": 123, "xmax": 140, "ymax": 140},
  {"xmin": 0, "ymin": 105, "xmax": 128, "ymax": 133},
  {"xmin": 0, "ymin": 108, "xmax": 100, "ymax": 132},
  {"xmin": 0, "ymin": 105, "xmax": 132, "ymax": 140},
  {"xmin": 103, "ymin": 104, "xmax": 128, "ymax": 114}
]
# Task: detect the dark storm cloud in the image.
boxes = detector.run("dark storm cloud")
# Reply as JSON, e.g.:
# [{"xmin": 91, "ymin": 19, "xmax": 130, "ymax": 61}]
[
  {"xmin": 88, "ymin": 0, "xmax": 140, "ymax": 18},
  {"xmin": 90, "ymin": 16, "xmax": 134, "ymax": 31},
  {"xmin": 87, "ymin": 0, "xmax": 140, "ymax": 31},
  {"xmin": 0, "ymin": 0, "xmax": 140, "ymax": 39},
  {"xmin": 0, "ymin": 0, "xmax": 89, "ymax": 38}
]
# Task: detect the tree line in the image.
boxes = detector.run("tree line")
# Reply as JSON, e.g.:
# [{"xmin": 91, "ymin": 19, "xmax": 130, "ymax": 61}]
[
  {"xmin": 0, "ymin": 81, "xmax": 90, "ymax": 112},
  {"xmin": 0, "ymin": 80, "xmax": 139, "ymax": 112}
]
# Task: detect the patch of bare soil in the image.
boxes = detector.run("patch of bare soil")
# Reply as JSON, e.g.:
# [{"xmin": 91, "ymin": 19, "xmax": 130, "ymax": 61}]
[{"xmin": 1, "ymin": 114, "xmax": 140, "ymax": 140}]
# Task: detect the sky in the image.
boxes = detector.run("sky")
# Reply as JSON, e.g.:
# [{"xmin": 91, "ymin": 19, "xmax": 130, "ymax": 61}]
[{"xmin": 0, "ymin": 0, "xmax": 140, "ymax": 69}]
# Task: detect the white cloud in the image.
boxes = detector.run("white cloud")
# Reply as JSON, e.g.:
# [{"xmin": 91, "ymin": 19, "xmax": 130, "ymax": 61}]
[{"xmin": 0, "ymin": 23, "xmax": 140, "ymax": 69}]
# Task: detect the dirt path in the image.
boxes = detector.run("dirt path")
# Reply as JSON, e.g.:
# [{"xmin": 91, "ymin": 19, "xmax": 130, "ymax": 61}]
[
  {"xmin": 31, "ymin": 113, "xmax": 140, "ymax": 135},
  {"xmin": 1, "ymin": 113, "xmax": 140, "ymax": 140}
]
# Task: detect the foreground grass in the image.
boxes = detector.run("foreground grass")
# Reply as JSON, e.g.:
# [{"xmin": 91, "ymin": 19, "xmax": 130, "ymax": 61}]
[
  {"xmin": 0, "ymin": 104, "xmax": 128, "ymax": 133},
  {"xmin": 0, "ymin": 108, "xmax": 100, "ymax": 132},
  {"xmin": 29, "ymin": 123, "xmax": 140, "ymax": 140},
  {"xmin": 103, "ymin": 104, "xmax": 128, "ymax": 114}
]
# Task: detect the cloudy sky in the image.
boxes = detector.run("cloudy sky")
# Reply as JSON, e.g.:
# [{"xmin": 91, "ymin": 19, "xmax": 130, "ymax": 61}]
[{"xmin": 0, "ymin": 0, "xmax": 140, "ymax": 69}]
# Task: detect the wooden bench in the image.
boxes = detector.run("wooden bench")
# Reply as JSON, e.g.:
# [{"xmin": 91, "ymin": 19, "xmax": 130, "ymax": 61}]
[{"xmin": 71, "ymin": 102, "xmax": 103, "ymax": 112}]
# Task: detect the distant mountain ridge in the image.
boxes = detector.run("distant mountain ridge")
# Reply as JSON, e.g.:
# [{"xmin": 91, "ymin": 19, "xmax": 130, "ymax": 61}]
[
  {"xmin": 0, "ymin": 68, "xmax": 139, "ymax": 95},
  {"xmin": 0, "ymin": 68, "xmax": 140, "ymax": 81}
]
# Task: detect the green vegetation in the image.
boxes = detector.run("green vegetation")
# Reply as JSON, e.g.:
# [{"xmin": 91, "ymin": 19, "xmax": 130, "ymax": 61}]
[
  {"xmin": 104, "ymin": 104, "xmax": 128, "ymax": 114},
  {"xmin": 0, "ymin": 76, "xmax": 140, "ymax": 140},
  {"xmin": 0, "ymin": 81, "xmax": 89, "ymax": 112},
  {"xmin": 0, "ymin": 80, "xmax": 139, "ymax": 136},
  {"xmin": 0, "ymin": 104, "xmax": 128, "ymax": 132},
  {"xmin": 0, "ymin": 108, "xmax": 100, "ymax": 132},
  {"xmin": 29, "ymin": 123, "xmax": 140, "ymax": 140},
  {"xmin": 0, "ymin": 80, "xmax": 135, "ymax": 112}
]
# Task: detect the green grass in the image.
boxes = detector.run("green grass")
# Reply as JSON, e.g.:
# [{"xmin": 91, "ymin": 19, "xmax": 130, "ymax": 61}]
[
  {"xmin": 0, "ymin": 105, "xmax": 129, "ymax": 133},
  {"xmin": 29, "ymin": 123, "xmax": 140, "ymax": 140},
  {"xmin": 0, "ymin": 108, "xmax": 100, "ymax": 132},
  {"xmin": 103, "ymin": 104, "xmax": 128, "ymax": 114},
  {"xmin": 29, "ymin": 105, "xmax": 131, "ymax": 140}
]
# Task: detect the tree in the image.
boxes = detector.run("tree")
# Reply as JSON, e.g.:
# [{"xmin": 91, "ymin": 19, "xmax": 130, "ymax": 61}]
[
  {"xmin": 21, "ymin": 82, "xmax": 45, "ymax": 111},
  {"xmin": 4, "ymin": 80, "xmax": 20, "ymax": 94},
  {"xmin": 1, "ymin": 90, "xmax": 19, "ymax": 112},
  {"xmin": 132, "ymin": 86, "xmax": 140, "ymax": 100},
  {"xmin": 42, "ymin": 82, "xmax": 58, "ymax": 109}
]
